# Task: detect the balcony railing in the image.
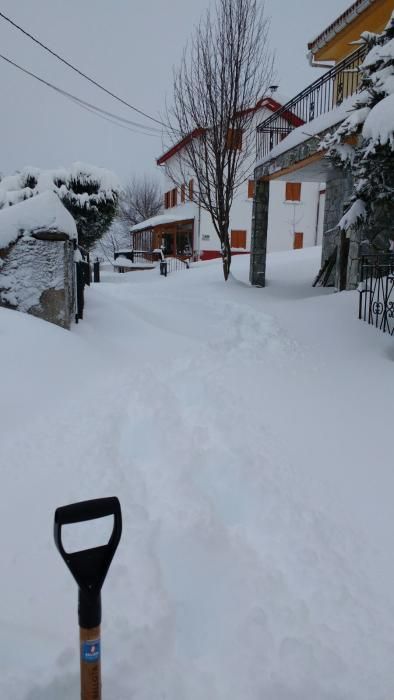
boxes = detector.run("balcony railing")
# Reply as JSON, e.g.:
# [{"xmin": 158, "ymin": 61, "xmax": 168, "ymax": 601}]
[{"xmin": 257, "ymin": 45, "xmax": 368, "ymax": 162}]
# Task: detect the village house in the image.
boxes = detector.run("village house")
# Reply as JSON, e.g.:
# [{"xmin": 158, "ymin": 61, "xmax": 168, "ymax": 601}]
[
  {"xmin": 250, "ymin": 0, "xmax": 393, "ymax": 290},
  {"xmin": 131, "ymin": 98, "xmax": 326, "ymax": 261}
]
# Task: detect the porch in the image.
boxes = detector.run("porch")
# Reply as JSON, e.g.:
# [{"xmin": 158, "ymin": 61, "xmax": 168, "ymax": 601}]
[
  {"xmin": 130, "ymin": 209, "xmax": 195, "ymax": 260},
  {"xmin": 250, "ymin": 45, "xmax": 369, "ymax": 291}
]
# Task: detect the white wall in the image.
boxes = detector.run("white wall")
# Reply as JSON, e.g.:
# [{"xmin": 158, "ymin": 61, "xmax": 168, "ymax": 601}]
[
  {"xmin": 159, "ymin": 107, "xmax": 326, "ymax": 257},
  {"xmin": 266, "ymin": 181, "xmax": 322, "ymax": 253}
]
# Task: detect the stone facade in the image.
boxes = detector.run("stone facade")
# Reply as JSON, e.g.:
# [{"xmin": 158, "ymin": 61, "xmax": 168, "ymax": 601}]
[
  {"xmin": 249, "ymin": 180, "xmax": 269, "ymax": 286},
  {"xmin": 0, "ymin": 233, "xmax": 76, "ymax": 329}
]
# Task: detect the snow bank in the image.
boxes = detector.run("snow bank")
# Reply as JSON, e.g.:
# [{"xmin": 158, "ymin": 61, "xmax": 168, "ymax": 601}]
[
  {"xmin": 0, "ymin": 191, "xmax": 77, "ymax": 249},
  {"xmin": 2, "ymin": 252, "xmax": 394, "ymax": 700},
  {"xmin": 112, "ymin": 255, "xmax": 155, "ymax": 268}
]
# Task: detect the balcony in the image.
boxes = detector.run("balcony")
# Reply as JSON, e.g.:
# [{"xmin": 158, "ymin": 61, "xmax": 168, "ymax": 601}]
[{"xmin": 257, "ymin": 45, "xmax": 368, "ymax": 163}]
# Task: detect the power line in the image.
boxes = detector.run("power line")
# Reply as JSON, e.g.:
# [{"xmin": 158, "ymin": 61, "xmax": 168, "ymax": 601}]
[
  {"xmin": 0, "ymin": 52, "xmax": 162, "ymax": 137},
  {"xmin": 69, "ymin": 96, "xmax": 162, "ymax": 138},
  {"xmin": 0, "ymin": 10, "xmax": 170, "ymax": 131}
]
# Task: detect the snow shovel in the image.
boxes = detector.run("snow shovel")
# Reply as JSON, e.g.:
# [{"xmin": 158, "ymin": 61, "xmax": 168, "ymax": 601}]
[{"xmin": 54, "ymin": 497, "xmax": 122, "ymax": 700}]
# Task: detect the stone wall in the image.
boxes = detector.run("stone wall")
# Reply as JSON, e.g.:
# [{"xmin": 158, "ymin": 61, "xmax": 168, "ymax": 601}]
[{"xmin": 0, "ymin": 235, "xmax": 76, "ymax": 329}]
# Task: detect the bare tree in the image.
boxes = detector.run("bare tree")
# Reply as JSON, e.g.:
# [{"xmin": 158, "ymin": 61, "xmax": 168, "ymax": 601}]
[
  {"xmin": 118, "ymin": 175, "xmax": 163, "ymax": 228},
  {"xmin": 97, "ymin": 219, "xmax": 130, "ymax": 263},
  {"xmin": 167, "ymin": 0, "xmax": 274, "ymax": 280}
]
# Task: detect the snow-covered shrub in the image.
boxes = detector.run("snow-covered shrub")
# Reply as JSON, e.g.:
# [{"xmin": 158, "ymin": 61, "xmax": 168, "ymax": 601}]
[
  {"xmin": 0, "ymin": 163, "xmax": 121, "ymax": 251},
  {"xmin": 322, "ymin": 12, "xmax": 394, "ymax": 252}
]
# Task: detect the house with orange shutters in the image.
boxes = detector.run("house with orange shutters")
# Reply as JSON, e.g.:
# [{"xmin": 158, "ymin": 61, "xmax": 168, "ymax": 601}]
[
  {"xmin": 250, "ymin": 0, "xmax": 394, "ymax": 290},
  {"xmin": 131, "ymin": 97, "xmax": 326, "ymax": 261}
]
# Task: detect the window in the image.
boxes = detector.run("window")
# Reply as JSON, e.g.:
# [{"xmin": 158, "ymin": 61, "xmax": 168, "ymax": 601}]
[
  {"xmin": 285, "ymin": 182, "xmax": 302, "ymax": 202},
  {"xmin": 248, "ymin": 180, "xmax": 255, "ymax": 199},
  {"xmin": 171, "ymin": 188, "xmax": 178, "ymax": 207},
  {"xmin": 181, "ymin": 184, "xmax": 186, "ymax": 203},
  {"xmin": 164, "ymin": 191, "xmax": 170, "ymax": 209},
  {"xmin": 189, "ymin": 179, "xmax": 194, "ymax": 201},
  {"xmin": 231, "ymin": 229, "xmax": 247, "ymax": 249},
  {"xmin": 294, "ymin": 232, "xmax": 304, "ymax": 249},
  {"xmin": 226, "ymin": 128, "xmax": 243, "ymax": 150}
]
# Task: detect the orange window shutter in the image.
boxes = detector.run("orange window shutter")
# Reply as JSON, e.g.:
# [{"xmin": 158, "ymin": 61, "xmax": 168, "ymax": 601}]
[
  {"xmin": 181, "ymin": 184, "xmax": 185, "ymax": 203},
  {"xmin": 189, "ymin": 179, "xmax": 194, "ymax": 201},
  {"xmin": 248, "ymin": 180, "xmax": 255, "ymax": 199},
  {"xmin": 294, "ymin": 232, "xmax": 304, "ymax": 249},
  {"xmin": 231, "ymin": 230, "xmax": 247, "ymax": 248},
  {"xmin": 286, "ymin": 182, "xmax": 301, "ymax": 201}
]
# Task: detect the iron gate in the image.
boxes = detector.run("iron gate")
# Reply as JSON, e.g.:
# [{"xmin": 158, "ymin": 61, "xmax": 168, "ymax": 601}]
[{"xmin": 358, "ymin": 254, "xmax": 394, "ymax": 335}]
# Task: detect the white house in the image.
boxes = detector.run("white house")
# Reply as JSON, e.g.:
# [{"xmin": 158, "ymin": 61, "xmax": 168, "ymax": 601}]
[{"xmin": 131, "ymin": 96, "xmax": 325, "ymax": 259}]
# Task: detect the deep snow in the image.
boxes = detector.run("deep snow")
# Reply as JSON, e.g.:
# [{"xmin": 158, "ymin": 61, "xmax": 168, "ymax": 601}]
[{"xmin": 1, "ymin": 249, "xmax": 394, "ymax": 700}]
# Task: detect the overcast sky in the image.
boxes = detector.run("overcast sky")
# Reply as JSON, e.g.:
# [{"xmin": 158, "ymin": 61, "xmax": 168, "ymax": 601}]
[{"xmin": 0, "ymin": 0, "xmax": 352, "ymax": 183}]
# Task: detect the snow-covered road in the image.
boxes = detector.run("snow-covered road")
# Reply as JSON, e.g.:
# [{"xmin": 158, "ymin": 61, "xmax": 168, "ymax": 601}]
[{"xmin": 1, "ymin": 249, "xmax": 394, "ymax": 699}]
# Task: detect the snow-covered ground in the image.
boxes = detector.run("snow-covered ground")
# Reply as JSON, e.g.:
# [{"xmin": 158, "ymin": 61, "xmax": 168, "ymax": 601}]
[{"xmin": 1, "ymin": 248, "xmax": 394, "ymax": 700}]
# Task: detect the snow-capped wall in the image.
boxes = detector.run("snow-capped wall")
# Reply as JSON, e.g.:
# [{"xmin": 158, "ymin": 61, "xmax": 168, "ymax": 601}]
[
  {"xmin": 0, "ymin": 191, "xmax": 77, "ymax": 250},
  {"xmin": 0, "ymin": 193, "xmax": 77, "ymax": 328}
]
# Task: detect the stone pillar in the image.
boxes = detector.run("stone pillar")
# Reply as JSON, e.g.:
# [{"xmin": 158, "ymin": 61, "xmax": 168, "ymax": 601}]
[
  {"xmin": 321, "ymin": 172, "xmax": 353, "ymax": 288},
  {"xmin": 249, "ymin": 179, "xmax": 269, "ymax": 287}
]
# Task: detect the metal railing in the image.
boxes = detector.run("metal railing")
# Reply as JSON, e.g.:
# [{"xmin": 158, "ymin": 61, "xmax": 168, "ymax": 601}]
[
  {"xmin": 257, "ymin": 45, "xmax": 368, "ymax": 161},
  {"xmin": 160, "ymin": 256, "xmax": 190, "ymax": 276},
  {"xmin": 358, "ymin": 253, "xmax": 394, "ymax": 335}
]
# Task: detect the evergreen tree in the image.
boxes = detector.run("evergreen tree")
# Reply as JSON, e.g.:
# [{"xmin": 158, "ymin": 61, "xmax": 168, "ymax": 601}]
[{"xmin": 323, "ymin": 12, "xmax": 394, "ymax": 251}]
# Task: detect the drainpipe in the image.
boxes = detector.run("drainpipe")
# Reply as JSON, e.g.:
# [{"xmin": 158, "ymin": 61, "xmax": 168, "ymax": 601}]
[
  {"xmin": 196, "ymin": 201, "xmax": 202, "ymax": 261},
  {"xmin": 314, "ymin": 186, "xmax": 325, "ymax": 246}
]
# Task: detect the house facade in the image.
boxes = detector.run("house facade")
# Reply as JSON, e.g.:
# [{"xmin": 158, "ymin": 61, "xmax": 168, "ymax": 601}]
[
  {"xmin": 131, "ymin": 99, "xmax": 326, "ymax": 260},
  {"xmin": 250, "ymin": 0, "xmax": 393, "ymax": 290}
]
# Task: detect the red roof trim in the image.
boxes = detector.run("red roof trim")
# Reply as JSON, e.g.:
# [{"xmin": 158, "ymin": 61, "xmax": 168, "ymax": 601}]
[
  {"xmin": 157, "ymin": 128, "xmax": 205, "ymax": 166},
  {"xmin": 157, "ymin": 98, "xmax": 303, "ymax": 163}
]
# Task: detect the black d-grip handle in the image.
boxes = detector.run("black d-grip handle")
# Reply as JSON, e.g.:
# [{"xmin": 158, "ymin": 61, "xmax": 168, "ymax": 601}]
[{"xmin": 54, "ymin": 497, "xmax": 122, "ymax": 629}]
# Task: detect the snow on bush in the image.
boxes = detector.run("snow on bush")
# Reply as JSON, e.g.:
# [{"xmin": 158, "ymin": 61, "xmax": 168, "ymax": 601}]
[
  {"xmin": 0, "ymin": 162, "xmax": 121, "ymax": 250},
  {"xmin": 362, "ymin": 93, "xmax": 394, "ymax": 148},
  {"xmin": 338, "ymin": 198, "xmax": 366, "ymax": 231}
]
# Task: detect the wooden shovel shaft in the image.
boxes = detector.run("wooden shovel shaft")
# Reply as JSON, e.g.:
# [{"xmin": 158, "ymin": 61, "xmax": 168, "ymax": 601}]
[{"xmin": 80, "ymin": 626, "xmax": 101, "ymax": 700}]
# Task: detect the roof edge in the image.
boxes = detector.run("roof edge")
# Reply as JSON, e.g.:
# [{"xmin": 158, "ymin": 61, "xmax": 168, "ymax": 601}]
[
  {"xmin": 308, "ymin": 0, "xmax": 375, "ymax": 54},
  {"xmin": 156, "ymin": 97, "xmax": 294, "ymax": 165}
]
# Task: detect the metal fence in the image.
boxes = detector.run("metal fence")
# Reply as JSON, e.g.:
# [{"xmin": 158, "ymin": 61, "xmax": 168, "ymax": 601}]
[
  {"xmin": 358, "ymin": 254, "xmax": 394, "ymax": 335},
  {"xmin": 257, "ymin": 45, "xmax": 368, "ymax": 161},
  {"xmin": 75, "ymin": 248, "xmax": 90, "ymax": 322}
]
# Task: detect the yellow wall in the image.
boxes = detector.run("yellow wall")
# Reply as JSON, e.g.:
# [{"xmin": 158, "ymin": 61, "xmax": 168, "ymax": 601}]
[{"xmin": 314, "ymin": 0, "xmax": 393, "ymax": 62}]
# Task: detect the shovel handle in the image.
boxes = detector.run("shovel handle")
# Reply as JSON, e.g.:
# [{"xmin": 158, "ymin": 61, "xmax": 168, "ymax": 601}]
[{"xmin": 55, "ymin": 497, "xmax": 121, "ymax": 526}]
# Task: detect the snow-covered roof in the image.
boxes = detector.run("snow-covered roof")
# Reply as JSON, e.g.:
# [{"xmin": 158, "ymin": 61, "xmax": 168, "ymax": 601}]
[
  {"xmin": 131, "ymin": 204, "xmax": 196, "ymax": 232},
  {"xmin": 257, "ymin": 95, "xmax": 357, "ymax": 167},
  {"xmin": 0, "ymin": 191, "xmax": 77, "ymax": 249}
]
